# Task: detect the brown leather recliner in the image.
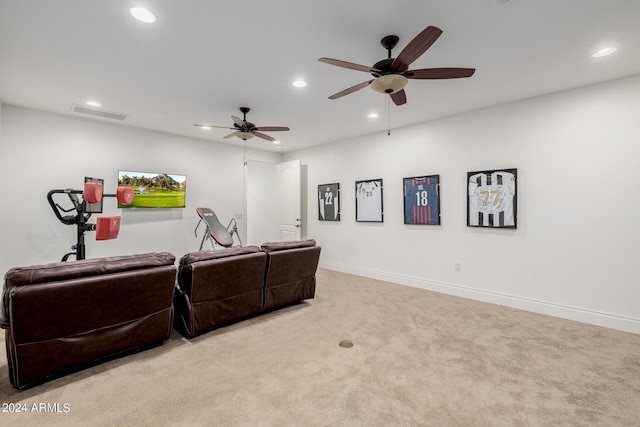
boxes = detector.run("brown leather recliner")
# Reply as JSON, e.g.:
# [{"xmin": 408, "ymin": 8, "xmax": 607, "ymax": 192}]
[
  {"xmin": 174, "ymin": 246, "xmax": 267, "ymax": 338},
  {"xmin": 0, "ymin": 252, "xmax": 177, "ymax": 390},
  {"xmin": 261, "ymin": 239, "xmax": 321, "ymax": 311},
  {"xmin": 174, "ymin": 240, "xmax": 321, "ymax": 338}
]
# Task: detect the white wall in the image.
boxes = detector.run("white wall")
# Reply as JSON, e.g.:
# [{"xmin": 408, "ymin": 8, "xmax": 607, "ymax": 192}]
[
  {"xmin": 0, "ymin": 105, "xmax": 280, "ymax": 273},
  {"xmin": 285, "ymin": 74, "xmax": 640, "ymax": 334}
]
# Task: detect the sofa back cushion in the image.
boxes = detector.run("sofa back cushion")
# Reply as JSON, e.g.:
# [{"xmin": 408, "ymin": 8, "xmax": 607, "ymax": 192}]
[
  {"xmin": 178, "ymin": 246, "xmax": 264, "ymax": 298},
  {"xmin": 2, "ymin": 252, "xmax": 176, "ymax": 343},
  {"xmin": 261, "ymin": 240, "xmax": 321, "ymax": 310},
  {"xmin": 4, "ymin": 252, "xmax": 175, "ymax": 288},
  {"xmin": 176, "ymin": 247, "xmax": 267, "ymax": 336},
  {"xmin": 260, "ymin": 239, "xmax": 316, "ymax": 252}
]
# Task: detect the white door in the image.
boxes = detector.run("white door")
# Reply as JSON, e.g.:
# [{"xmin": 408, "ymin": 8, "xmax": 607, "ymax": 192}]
[
  {"xmin": 277, "ymin": 159, "xmax": 301, "ymax": 241},
  {"xmin": 245, "ymin": 160, "xmax": 278, "ymax": 245}
]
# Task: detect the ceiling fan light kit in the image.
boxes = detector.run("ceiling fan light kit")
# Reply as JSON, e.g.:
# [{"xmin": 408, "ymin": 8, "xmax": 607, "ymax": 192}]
[
  {"xmin": 370, "ymin": 74, "xmax": 408, "ymax": 94},
  {"xmin": 236, "ymin": 132, "xmax": 255, "ymax": 140}
]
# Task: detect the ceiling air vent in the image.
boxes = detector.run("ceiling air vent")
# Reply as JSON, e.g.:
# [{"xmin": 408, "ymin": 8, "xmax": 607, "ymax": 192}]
[{"xmin": 70, "ymin": 104, "xmax": 129, "ymax": 121}]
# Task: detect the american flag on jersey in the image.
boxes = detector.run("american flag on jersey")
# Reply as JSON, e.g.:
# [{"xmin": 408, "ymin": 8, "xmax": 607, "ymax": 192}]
[
  {"xmin": 403, "ymin": 175, "xmax": 440, "ymax": 225},
  {"xmin": 467, "ymin": 169, "xmax": 517, "ymax": 228}
]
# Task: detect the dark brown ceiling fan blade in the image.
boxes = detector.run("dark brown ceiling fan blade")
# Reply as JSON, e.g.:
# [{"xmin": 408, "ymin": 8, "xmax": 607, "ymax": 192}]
[
  {"xmin": 253, "ymin": 131, "xmax": 275, "ymax": 142},
  {"xmin": 392, "ymin": 26, "xmax": 443, "ymax": 72},
  {"xmin": 231, "ymin": 115, "xmax": 245, "ymax": 128},
  {"xmin": 224, "ymin": 131, "xmax": 239, "ymax": 139},
  {"xmin": 405, "ymin": 67, "xmax": 476, "ymax": 79},
  {"xmin": 254, "ymin": 126, "xmax": 289, "ymax": 132},
  {"xmin": 328, "ymin": 80, "xmax": 374, "ymax": 100},
  {"xmin": 319, "ymin": 57, "xmax": 381, "ymax": 74},
  {"xmin": 390, "ymin": 89, "xmax": 407, "ymax": 106},
  {"xmin": 194, "ymin": 124, "xmax": 235, "ymax": 129}
]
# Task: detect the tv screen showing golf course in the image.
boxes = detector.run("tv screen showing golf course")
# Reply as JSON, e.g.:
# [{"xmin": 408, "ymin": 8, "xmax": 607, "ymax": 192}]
[{"xmin": 118, "ymin": 170, "xmax": 187, "ymax": 208}]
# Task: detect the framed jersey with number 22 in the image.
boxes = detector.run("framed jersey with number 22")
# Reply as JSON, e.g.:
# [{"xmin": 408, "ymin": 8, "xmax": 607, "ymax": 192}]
[
  {"xmin": 318, "ymin": 183, "xmax": 340, "ymax": 221},
  {"xmin": 403, "ymin": 175, "xmax": 441, "ymax": 225}
]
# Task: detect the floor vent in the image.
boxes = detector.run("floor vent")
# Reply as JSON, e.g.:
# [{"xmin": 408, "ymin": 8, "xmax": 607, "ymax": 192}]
[
  {"xmin": 71, "ymin": 104, "xmax": 129, "ymax": 121},
  {"xmin": 338, "ymin": 340, "xmax": 353, "ymax": 348}
]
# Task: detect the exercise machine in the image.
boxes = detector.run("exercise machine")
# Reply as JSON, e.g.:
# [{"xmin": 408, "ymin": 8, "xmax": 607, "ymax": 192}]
[
  {"xmin": 194, "ymin": 207, "xmax": 243, "ymax": 250},
  {"xmin": 47, "ymin": 177, "xmax": 134, "ymax": 261}
]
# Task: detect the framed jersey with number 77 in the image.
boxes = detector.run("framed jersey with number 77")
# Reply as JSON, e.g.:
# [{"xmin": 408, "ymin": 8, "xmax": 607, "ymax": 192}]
[
  {"xmin": 403, "ymin": 175, "xmax": 441, "ymax": 225},
  {"xmin": 318, "ymin": 183, "xmax": 340, "ymax": 221},
  {"xmin": 467, "ymin": 168, "xmax": 517, "ymax": 229}
]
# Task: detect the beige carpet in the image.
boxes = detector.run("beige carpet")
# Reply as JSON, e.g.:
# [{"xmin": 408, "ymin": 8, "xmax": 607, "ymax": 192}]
[{"xmin": 1, "ymin": 268, "xmax": 639, "ymax": 426}]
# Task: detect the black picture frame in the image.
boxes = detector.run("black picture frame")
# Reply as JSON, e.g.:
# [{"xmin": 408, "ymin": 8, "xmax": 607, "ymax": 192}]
[
  {"xmin": 467, "ymin": 168, "xmax": 517, "ymax": 229},
  {"xmin": 403, "ymin": 175, "xmax": 441, "ymax": 225},
  {"xmin": 318, "ymin": 183, "xmax": 341, "ymax": 221},
  {"xmin": 355, "ymin": 179, "xmax": 383, "ymax": 222}
]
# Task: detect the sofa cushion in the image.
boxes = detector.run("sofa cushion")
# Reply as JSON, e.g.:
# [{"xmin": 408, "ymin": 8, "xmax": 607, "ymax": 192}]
[
  {"xmin": 2, "ymin": 252, "xmax": 176, "ymax": 329},
  {"xmin": 175, "ymin": 247, "xmax": 267, "ymax": 337},
  {"xmin": 178, "ymin": 246, "xmax": 261, "ymax": 266},
  {"xmin": 4, "ymin": 252, "xmax": 175, "ymax": 288},
  {"xmin": 260, "ymin": 239, "xmax": 316, "ymax": 252}
]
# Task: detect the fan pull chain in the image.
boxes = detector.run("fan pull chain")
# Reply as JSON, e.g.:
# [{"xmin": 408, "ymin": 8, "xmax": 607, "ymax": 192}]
[{"xmin": 386, "ymin": 95, "xmax": 391, "ymax": 136}]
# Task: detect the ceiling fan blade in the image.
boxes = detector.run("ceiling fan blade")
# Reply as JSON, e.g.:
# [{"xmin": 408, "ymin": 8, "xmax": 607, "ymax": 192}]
[
  {"xmin": 253, "ymin": 131, "xmax": 275, "ymax": 142},
  {"xmin": 231, "ymin": 115, "xmax": 245, "ymax": 128},
  {"xmin": 390, "ymin": 89, "xmax": 407, "ymax": 106},
  {"xmin": 405, "ymin": 67, "xmax": 475, "ymax": 79},
  {"xmin": 194, "ymin": 124, "xmax": 235, "ymax": 129},
  {"xmin": 319, "ymin": 57, "xmax": 381, "ymax": 74},
  {"xmin": 392, "ymin": 26, "xmax": 443, "ymax": 72},
  {"xmin": 328, "ymin": 80, "xmax": 374, "ymax": 100},
  {"xmin": 254, "ymin": 126, "xmax": 290, "ymax": 132},
  {"xmin": 224, "ymin": 132, "xmax": 239, "ymax": 139}
]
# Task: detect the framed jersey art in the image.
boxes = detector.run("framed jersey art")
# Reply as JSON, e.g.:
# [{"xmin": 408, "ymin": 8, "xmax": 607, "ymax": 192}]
[
  {"xmin": 318, "ymin": 183, "xmax": 340, "ymax": 221},
  {"xmin": 467, "ymin": 168, "xmax": 517, "ymax": 229},
  {"xmin": 355, "ymin": 179, "xmax": 383, "ymax": 222},
  {"xmin": 403, "ymin": 175, "xmax": 440, "ymax": 225}
]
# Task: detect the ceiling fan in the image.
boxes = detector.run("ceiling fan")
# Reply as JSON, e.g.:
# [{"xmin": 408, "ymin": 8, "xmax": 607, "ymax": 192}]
[
  {"xmin": 195, "ymin": 107, "xmax": 289, "ymax": 141},
  {"xmin": 319, "ymin": 26, "xmax": 475, "ymax": 106}
]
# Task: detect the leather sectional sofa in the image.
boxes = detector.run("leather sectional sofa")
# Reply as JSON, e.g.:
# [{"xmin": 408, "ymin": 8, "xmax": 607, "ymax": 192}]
[{"xmin": 1, "ymin": 240, "xmax": 320, "ymax": 389}]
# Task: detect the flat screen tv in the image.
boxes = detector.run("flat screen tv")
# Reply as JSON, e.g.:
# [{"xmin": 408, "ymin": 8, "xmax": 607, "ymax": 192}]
[{"xmin": 117, "ymin": 170, "xmax": 187, "ymax": 208}]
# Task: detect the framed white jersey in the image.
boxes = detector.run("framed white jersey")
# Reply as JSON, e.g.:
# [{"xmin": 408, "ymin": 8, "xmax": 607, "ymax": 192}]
[
  {"xmin": 467, "ymin": 168, "xmax": 517, "ymax": 229},
  {"xmin": 403, "ymin": 175, "xmax": 440, "ymax": 225},
  {"xmin": 355, "ymin": 179, "xmax": 383, "ymax": 222},
  {"xmin": 318, "ymin": 183, "xmax": 340, "ymax": 221}
]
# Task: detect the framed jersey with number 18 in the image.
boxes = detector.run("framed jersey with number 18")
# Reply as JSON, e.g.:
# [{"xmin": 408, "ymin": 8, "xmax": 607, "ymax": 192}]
[{"xmin": 403, "ymin": 175, "xmax": 441, "ymax": 225}]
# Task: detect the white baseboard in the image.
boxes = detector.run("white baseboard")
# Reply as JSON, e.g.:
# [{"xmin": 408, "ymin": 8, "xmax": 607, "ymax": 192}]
[{"xmin": 319, "ymin": 261, "xmax": 640, "ymax": 335}]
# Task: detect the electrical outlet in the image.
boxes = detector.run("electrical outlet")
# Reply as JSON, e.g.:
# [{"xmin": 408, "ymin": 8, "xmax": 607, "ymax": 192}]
[
  {"xmin": 234, "ymin": 212, "xmax": 243, "ymax": 220},
  {"xmin": 454, "ymin": 263, "xmax": 461, "ymax": 272}
]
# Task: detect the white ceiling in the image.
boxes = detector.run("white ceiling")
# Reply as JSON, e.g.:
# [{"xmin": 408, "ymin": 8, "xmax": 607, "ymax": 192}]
[{"xmin": 1, "ymin": 1, "xmax": 639, "ymax": 153}]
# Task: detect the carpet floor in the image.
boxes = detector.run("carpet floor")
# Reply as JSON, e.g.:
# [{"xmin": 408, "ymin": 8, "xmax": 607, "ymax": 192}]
[{"xmin": 1, "ymin": 268, "xmax": 639, "ymax": 426}]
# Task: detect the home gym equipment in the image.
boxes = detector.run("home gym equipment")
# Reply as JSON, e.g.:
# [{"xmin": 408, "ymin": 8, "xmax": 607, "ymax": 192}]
[
  {"xmin": 194, "ymin": 207, "xmax": 243, "ymax": 250},
  {"xmin": 47, "ymin": 178, "xmax": 134, "ymax": 261}
]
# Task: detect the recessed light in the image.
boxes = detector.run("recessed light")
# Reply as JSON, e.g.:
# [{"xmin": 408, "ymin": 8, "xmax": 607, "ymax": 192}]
[
  {"xmin": 368, "ymin": 112, "xmax": 379, "ymax": 119},
  {"xmin": 272, "ymin": 140, "xmax": 281, "ymax": 145},
  {"xmin": 85, "ymin": 100, "xmax": 101, "ymax": 107},
  {"xmin": 130, "ymin": 7, "xmax": 156, "ymax": 23},
  {"xmin": 196, "ymin": 125, "xmax": 212, "ymax": 130},
  {"xmin": 592, "ymin": 47, "xmax": 617, "ymax": 58},
  {"xmin": 292, "ymin": 80, "xmax": 307, "ymax": 88}
]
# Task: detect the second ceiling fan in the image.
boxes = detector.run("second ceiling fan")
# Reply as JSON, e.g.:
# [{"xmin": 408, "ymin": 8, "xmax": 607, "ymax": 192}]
[
  {"xmin": 319, "ymin": 26, "xmax": 475, "ymax": 106},
  {"xmin": 195, "ymin": 107, "xmax": 289, "ymax": 142}
]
